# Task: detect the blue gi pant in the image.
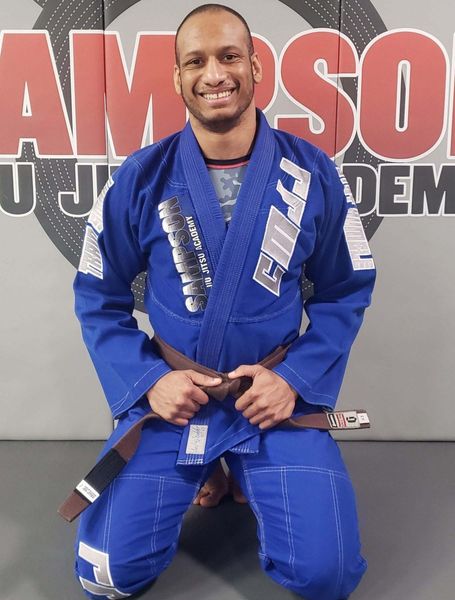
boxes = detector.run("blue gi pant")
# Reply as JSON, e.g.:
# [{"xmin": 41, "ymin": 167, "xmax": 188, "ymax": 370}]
[{"xmin": 75, "ymin": 403, "xmax": 367, "ymax": 600}]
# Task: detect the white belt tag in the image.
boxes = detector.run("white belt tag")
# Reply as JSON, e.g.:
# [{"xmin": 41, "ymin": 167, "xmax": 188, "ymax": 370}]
[
  {"xmin": 76, "ymin": 480, "xmax": 100, "ymax": 502},
  {"xmin": 186, "ymin": 425, "xmax": 208, "ymax": 455},
  {"xmin": 328, "ymin": 411, "xmax": 361, "ymax": 429}
]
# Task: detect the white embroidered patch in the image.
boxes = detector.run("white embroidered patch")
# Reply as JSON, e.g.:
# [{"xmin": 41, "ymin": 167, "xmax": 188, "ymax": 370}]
[
  {"xmin": 254, "ymin": 158, "xmax": 311, "ymax": 295},
  {"xmin": 337, "ymin": 167, "xmax": 375, "ymax": 271},
  {"xmin": 78, "ymin": 226, "xmax": 103, "ymax": 279},
  {"xmin": 186, "ymin": 424, "xmax": 208, "ymax": 455},
  {"xmin": 278, "ymin": 157, "xmax": 311, "ymax": 225},
  {"xmin": 343, "ymin": 207, "xmax": 375, "ymax": 271},
  {"xmin": 88, "ymin": 176, "xmax": 114, "ymax": 234},
  {"xmin": 77, "ymin": 177, "xmax": 114, "ymax": 280},
  {"xmin": 78, "ymin": 542, "xmax": 130, "ymax": 598}
]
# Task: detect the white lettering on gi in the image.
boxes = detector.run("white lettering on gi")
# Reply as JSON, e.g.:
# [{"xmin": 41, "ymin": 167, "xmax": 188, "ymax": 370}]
[
  {"xmin": 253, "ymin": 158, "xmax": 311, "ymax": 296},
  {"xmin": 78, "ymin": 226, "xmax": 103, "ymax": 279},
  {"xmin": 88, "ymin": 176, "xmax": 113, "ymax": 234},
  {"xmin": 337, "ymin": 168, "xmax": 375, "ymax": 271},
  {"xmin": 78, "ymin": 542, "xmax": 130, "ymax": 598},
  {"xmin": 186, "ymin": 425, "xmax": 208, "ymax": 455},
  {"xmin": 77, "ymin": 176, "xmax": 114, "ymax": 280}
]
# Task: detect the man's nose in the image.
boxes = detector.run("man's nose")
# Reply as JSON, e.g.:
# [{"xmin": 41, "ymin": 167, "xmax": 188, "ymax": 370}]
[{"xmin": 202, "ymin": 57, "xmax": 226, "ymax": 86}]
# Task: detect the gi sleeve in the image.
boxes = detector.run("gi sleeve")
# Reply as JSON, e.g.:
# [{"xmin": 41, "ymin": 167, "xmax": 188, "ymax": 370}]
[
  {"xmin": 272, "ymin": 151, "xmax": 376, "ymax": 410},
  {"xmin": 73, "ymin": 157, "xmax": 171, "ymax": 418}
]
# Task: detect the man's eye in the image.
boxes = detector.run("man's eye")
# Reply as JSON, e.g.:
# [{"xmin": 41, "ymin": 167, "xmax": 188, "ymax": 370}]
[
  {"xmin": 223, "ymin": 54, "xmax": 238, "ymax": 61},
  {"xmin": 187, "ymin": 58, "xmax": 202, "ymax": 66}
]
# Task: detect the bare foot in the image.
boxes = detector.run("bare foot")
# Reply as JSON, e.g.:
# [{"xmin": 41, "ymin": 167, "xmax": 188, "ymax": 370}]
[
  {"xmin": 193, "ymin": 462, "xmax": 248, "ymax": 507},
  {"xmin": 193, "ymin": 462, "xmax": 229, "ymax": 507},
  {"xmin": 228, "ymin": 471, "xmax": 248, "ymax": 504}
]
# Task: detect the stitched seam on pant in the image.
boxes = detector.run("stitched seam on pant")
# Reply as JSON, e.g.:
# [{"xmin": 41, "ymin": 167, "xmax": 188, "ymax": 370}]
[
  {"xmin": 103, "ymin": 480, "xmax": 116, "ymax": 553},
  {"xmin": 242, "ymin": 462, "xmax": 291, "ymax": 589},
  {"xmin": 244, "ymin": 465, "xmax": 350, "ymax": 482},
  {"xmin": 330, "ymin": 472, "xmax": 344, "ymax": 596},
  {"xmin": 149, "ymin": 476, "xmax": 165, "ymax": 574},
  {"xmin": 190, "ymin": 465, "xmax": 211, "ymax": 506},
  {"xmin": 118, "ymin": 474, "xmax": 200, "ymax": 486},
  {"xmin": 146, "ymin": 469, "xmax": 206, "ymax": 576},
  {"xmin": 241, "ymin": 456, "xmax": 266, "ymax": 553},
  {"xmin": 281, "ymin": 467, "xmax": 296, "ymax": 580}
]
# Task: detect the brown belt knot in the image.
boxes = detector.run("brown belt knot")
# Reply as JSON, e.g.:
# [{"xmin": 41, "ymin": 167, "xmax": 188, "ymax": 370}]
[
  {"xmin": 57, "ymin": 336, "xmax": 371, "ymax": 523},
  {"xmin": 152, "ymin": 334, "xmax": 284, "ymax": 401}
]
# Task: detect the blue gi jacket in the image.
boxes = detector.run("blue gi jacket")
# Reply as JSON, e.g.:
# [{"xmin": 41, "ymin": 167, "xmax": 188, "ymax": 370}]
[{"xmin": 74, "ymin": 110, "xmax": 375, "ymax": 464}]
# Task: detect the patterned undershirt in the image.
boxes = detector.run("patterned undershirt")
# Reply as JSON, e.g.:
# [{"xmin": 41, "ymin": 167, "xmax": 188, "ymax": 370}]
[{"xmin": 205, "ymin": 154, "xmax": 251, "ymax": 225}]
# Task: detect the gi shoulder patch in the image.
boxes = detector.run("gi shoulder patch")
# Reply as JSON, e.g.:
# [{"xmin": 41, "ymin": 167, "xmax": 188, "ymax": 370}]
[
  {"xmin": 88, "ymin": 176, "xmax": 113, "ymax": 234},
  {"xmin": 78, "ymin": 177, "xmax": 114, "ymax": 279},
  {"xmin": 337, "ymin": 167, "xmax": 375, "ymax": 271}
]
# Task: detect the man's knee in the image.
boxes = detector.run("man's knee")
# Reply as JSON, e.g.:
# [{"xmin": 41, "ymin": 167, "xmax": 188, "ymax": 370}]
[
  {"xmin": 294, "ymin": 557, "xmax": 340, "ymax": 598},
  {"xmin": 75, "ymin": 540, "xmax": 163, "ymax": 598},
  {"xmin": 262, "ymin": 549, "xmax": 366, "ymax": 600}
]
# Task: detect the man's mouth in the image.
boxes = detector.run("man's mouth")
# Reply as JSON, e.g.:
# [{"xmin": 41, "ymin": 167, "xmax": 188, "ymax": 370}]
[{"xmin": 201, "ymin": 89, "xmax": 234, "ymax": 100}]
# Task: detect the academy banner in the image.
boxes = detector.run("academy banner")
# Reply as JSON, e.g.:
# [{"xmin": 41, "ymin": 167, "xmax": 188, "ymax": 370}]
[
  {"xmin": 1, "ymin": 0, "xmax": 454, "ymax": 440},
  {"xmin": 1, "ymin": 1, "xmax": 453, "ymax": 291}
]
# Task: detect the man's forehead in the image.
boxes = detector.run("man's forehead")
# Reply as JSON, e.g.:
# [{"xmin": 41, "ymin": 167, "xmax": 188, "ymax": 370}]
[{"xmin": 176, "ymin": 10, "xmax": 249, "ymax": 55}]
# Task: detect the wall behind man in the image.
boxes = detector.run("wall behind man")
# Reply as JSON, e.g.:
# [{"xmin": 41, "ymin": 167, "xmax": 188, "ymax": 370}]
[{"xmin": 0, "ymin": 0, "xmax": 453, "ymax": 439}]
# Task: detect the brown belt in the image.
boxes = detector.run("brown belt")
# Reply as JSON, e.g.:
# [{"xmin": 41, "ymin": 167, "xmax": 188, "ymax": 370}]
[{"xmin": 58, "ymin": 337, "xmax": 370, "ymax": 522}]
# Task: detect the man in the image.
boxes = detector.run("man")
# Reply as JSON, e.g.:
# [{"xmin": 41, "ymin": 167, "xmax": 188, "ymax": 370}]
[{"xmin": 73, "ymin": 4, "xmax": 375, "ymax": 599}]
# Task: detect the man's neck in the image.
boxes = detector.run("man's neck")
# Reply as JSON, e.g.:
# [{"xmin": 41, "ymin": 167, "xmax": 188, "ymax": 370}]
[{"xmin": 189, "ymin": 105, "xmax": 257, "ymax": 160}]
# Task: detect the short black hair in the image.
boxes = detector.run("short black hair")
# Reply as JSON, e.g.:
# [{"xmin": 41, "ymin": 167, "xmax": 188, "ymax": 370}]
[{"xmin": 175, "ymin": 3, "xmax": 254, "ymax": 63}]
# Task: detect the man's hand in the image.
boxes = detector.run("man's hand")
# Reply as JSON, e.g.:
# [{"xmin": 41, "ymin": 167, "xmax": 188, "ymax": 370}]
[
  {"xmin": 228, "ymin": 365, "xmax": 298, "ymax": 430},
  {"xmin": 146, "ymin": 370, "xmax": 221, "ymax": 426}
]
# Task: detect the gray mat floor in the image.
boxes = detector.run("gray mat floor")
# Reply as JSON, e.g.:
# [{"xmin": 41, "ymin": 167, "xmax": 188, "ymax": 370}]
[{"xmin": 0, "ymin": 441, "xmax": 454, "ymax": 600}]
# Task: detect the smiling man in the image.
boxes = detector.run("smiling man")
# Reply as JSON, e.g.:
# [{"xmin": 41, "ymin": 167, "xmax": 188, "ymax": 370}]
[
  {"xmin": 173, "ymin": 6, "xmax": 260, "ymax": 140},
  {"xmin": 72, "ymin": 4, "xmax": 375, "ymax": 600}
]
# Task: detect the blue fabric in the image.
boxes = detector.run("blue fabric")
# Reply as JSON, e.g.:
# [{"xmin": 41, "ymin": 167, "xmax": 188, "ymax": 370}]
[
  {"xmin": 75, "ymin": 403, "xmax": 367, "ymax": 599},
  {"xmin": 73, "ymin": 110, "xmax": 373, "ymax": 597},
  {"xmin": 73, "ymin": 110, "xmax": 375, "ymax": 465}
]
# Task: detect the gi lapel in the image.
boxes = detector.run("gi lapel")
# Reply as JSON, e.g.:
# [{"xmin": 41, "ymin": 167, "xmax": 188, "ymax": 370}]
[
  {"xmin": 181, "ymin": 111, "xmax": 275, "ymax": 369},
  {"xmin": 180, "ymin": 121, "xmax": 227, "ymax": 275}
]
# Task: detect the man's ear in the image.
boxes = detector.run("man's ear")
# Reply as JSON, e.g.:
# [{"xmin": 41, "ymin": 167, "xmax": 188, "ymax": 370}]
[
  {"xmin": 251, "ymin": 52, "xmax": 263, "ymax": 84},
  {"xmin": 173, "ymin": 64, "xmax": 182, "ymax": 95}
]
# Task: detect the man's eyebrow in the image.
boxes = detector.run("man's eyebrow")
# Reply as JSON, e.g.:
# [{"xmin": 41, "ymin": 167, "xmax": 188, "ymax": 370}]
[
  {"xmin": 181, "ymin": 45, "xmax": 245, "ymax": 60},
  {"xmin": 181, "ymin": 49, "xmax": 202, "ymax": 59},
  {"xmin": 217, "ymin": 45, "xmax": 245, "ymax": 55}
]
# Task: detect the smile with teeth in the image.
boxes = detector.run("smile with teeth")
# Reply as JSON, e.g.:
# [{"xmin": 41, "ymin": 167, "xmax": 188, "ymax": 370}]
[{"xmin": 202, "ymin": 89, "xmax": 234, "ymax": 100}]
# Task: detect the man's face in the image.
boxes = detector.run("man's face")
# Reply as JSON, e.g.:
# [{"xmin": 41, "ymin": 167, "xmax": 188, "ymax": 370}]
[{"xmin": 174, "ymin": 11, "xmax": 262, "ymax": 132}]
